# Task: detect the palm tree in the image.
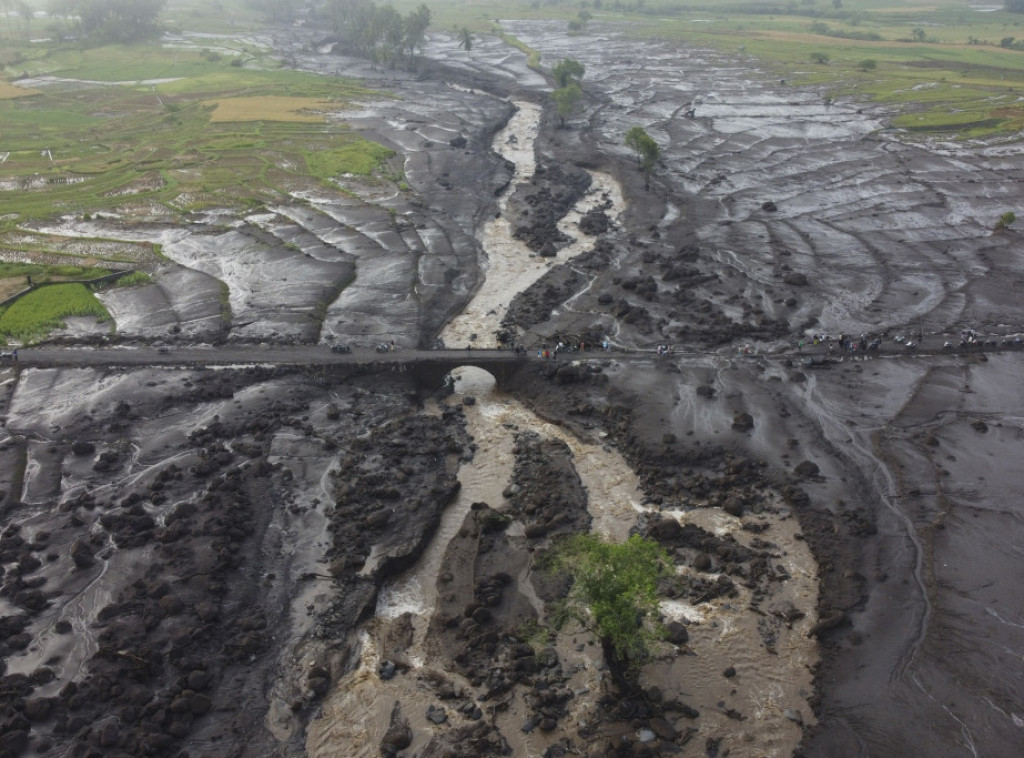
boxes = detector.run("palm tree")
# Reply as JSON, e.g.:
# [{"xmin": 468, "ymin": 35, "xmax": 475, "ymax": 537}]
[{"xmin": 457, "ymin": 26, "xmax": 472, "ymax": 52}]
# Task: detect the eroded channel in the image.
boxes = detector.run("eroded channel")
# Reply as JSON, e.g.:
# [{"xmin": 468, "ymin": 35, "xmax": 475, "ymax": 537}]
[
  {"xmin": 439, "ymin": 100, "xmax": 624, "ymax": 349},
  {"xmin": 310, "ymin": 93, "xmax": 819, "ymax": 757}
]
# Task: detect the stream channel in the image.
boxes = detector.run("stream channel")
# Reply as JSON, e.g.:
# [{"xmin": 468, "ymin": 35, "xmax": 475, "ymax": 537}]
[{"xmin": 306, "ymin": 99, "xmax": 819, "ymax": 758}]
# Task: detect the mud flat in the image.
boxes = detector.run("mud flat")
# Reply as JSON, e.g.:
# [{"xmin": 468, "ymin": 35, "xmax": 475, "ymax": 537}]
[{"xmin": 497, "ymin": 18, "xmax": 1024, "ymax": 757}]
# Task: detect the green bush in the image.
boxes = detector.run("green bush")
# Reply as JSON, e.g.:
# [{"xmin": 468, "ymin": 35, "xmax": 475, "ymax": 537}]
[{"xmin": 110, "ymin": 271, "xmax": 153, "ymax": 287}]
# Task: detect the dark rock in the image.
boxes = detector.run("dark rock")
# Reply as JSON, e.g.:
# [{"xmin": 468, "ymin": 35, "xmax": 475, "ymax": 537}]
[
  {"xmin": 649, "ymin": 716, "xmax": 677, "ymax": 741},
  {"xmin": 731, "ymin": 412, "xmax": 754, "ymax": 432},
  {"xmin": 723, "ymin": 666, "xmax": 736, "ymax": 678},
  {"xmin": 426, "ymin": 704, "xmax": 447, "ymax": 725},
  {"xmin": 761, "ymin": 200, "xmax": 777, "ymax": 212},
  {"xmin": 0, "ymin": 729, "xmax": 29, "ymax": 756},
  {"xmin": 665, "ymin": 621, "xmax": 689, "ymax": 645},
  {"xmin": 722, "ymin": 496, "xmax": 744, "ymax": 517},
  {"xmin": 783, "ymin": 272, "xmax": 809, "ymax": 287},
  {"xmin": 71, "ymin": 441, "xmax": 95, "ymax": 456},
  {"xmin": 186, "ymin": 670, "xmax": 211, "ymax": 690},
  {"xmin": 793, "ymin": 460, "xmax": 820, "ymax": 478},
  {"xmin": 69, "ymin": 539, "xmax": 95, "ymax": 569},
  {"xmin": 382, "ymin": 720, "xmax": 412, "ymax": 751},
  {"xmin": 24, "ymin": 697, "xmax": 54, "ymax": 721},
  {"xmin": 809, "ymin": 610, "xmax": 847, "ymax": 637},
  {"xmin": 308, "ymin": 677, "xmax": 330, "ymax": 698}
]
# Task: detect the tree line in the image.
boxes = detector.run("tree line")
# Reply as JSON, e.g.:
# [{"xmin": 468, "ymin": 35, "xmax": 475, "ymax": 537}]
[
  {"xmin": 47, "ymin": 0, "xmax": 167, "ymax": 44},
  {"xmin": 324, "ymin": 0, "xmax": 432, "ymax": 71}
]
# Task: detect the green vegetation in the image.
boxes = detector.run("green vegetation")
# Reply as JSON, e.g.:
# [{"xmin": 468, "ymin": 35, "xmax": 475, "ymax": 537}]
[
  {"xmin": 551, "ymin": 57, "xmax": 585, "ymax": 126},
  {"xmin": 0, "ymin": 42, "xmax": 392, "ymax": 233},
  {"xmin": 48, "ymin": 0, "xmax": 167, "ymax": 45},
  {"xmin": 551, "ymin": 57, "xmax": 585, "ymax": 89},
  {"xmin": 305, "ymin": 140, "xmax": 395, "ymax": 179},
  {"xmin": 110, "ymin": 271, "xmax": 153, "ymax": 287},
  {"xmin": 0, "ymin": 282, "xmax": 111, "ymax": 343},
  {"xmin": 0, "ymin": 262, "xmax": 112, "ymax": 282},
  {"xmin": 552, "ymin": 83, "xmax": 582, "ymax": 126},
  {"xmin": 625, "ymin": 126, "xmax": 660, "ymax": 190},
  {"xmin": 546, "ymin": 534, "xmax": 671, "ymax": 677},
  {"xmin": 0, "ymin": 262, "xmax": 114, "ymax": 301},
  {"xmin": 996, "ymin": 210, "xmax": 1016, "ymax": 230},
  {"xmin": 497, "ymin": 31, "xmax": 542, "ymax": 69},
  {"xmin": 325, "ymin": 1, "xmax": 433, "ymax": 70}
]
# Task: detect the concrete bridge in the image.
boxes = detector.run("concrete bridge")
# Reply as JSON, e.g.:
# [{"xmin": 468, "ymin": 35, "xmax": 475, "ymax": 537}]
[{"xmin": 10, "ymin": 345, "xmax": 541, "ymax": 391}]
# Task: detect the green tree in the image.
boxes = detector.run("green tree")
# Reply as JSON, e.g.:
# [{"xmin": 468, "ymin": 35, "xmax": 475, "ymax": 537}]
[
  {"xmin": 809, "ymin": 51, "xmax": 830, "ymax": 64},
  {"xmin": 552, "ymin": 82, "xmax": 582, "ymax": 126},
  {"xmin": 403, "ymin": 3, "xmax": 432, "ymax": 65},
  {"xmin": 546, "ymin": 534, "xmax": 671, "ymax": 680},
  {"xmin": 626, "ymin": 126, "xmax": 659, "ymax": 190},
  {"xmin": 624, "ymin": 125, "xmax": 648, "ymax": 167},
  {"xmin": 911, "ymin": 27, "xmax": 926, "ymax": 42},
  {"xmin": 996, "ymin": 211, "xmax": 1016, "ymax": 230},
  {"xmin": 858, "ymin": 59, "xmax": 877, "ymax": 71},
  {"xmin": 457, "ymin": 26, "xmax": 473, "ymax": 51},
  {"xmin": 48, "ymin": 0, "xmax": 167, "ymax": 43},
  {"xmin": 551, "ymin": 57, "xmax": 585, "ymax": 88},
  {"xmin": 638, "ymin": 132, "xmax": 659, "ymax": 190}
]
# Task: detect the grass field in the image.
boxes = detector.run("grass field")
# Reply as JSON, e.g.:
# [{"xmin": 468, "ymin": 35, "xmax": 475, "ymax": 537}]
[
  {"xmin": 0, "ymin": 0, "xmax": 397, "ymax": 239},
  {"xmin": 0, "ymin": 282, "xmax": 112, "ymax": 344}
]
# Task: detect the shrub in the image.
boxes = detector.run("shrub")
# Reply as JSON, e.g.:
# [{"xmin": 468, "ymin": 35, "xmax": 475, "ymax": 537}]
[
  {"xmin": 810, "ymin": 52, "xmax": 830, "ymax": 64},
  {"xmin": 545, "ymin": 533, "xmax": 672, "ymax": 677}
]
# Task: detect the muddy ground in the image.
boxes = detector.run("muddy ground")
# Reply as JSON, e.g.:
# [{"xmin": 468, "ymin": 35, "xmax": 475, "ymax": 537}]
[{"xmin": 1, "ymin": 18, "xmax": 1023, "ymax": 758}]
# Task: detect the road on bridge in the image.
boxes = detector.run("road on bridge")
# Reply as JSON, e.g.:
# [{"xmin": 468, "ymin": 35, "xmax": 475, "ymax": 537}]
[{"xmin": 3, "ymin": 341, "xmax": 1020, "ymax": 371}]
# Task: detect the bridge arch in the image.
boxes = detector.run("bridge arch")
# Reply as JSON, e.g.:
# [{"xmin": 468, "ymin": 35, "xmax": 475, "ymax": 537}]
[{"xmin": 408, "ymin": 354, "xmax": 528, "ymax": 394}]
